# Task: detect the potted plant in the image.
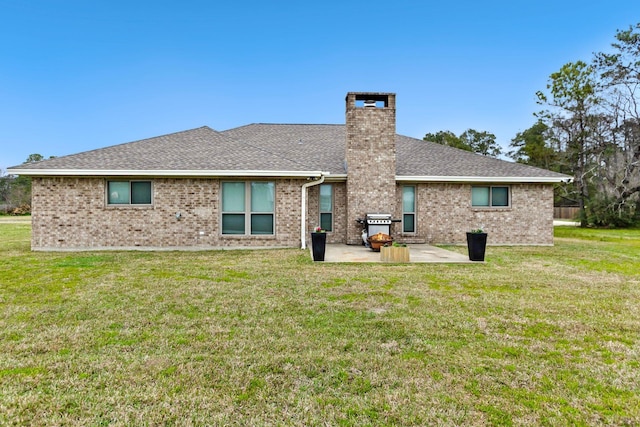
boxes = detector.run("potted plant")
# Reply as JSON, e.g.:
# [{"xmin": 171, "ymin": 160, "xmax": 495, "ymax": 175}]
[
  {"xmin": 381, "ymin": 241, "xmax": 410, "ymax": 263},
  {"xmin": 367, "ymin": 232, "xmax": 393, "ymax": 252},
  {"xmin": 466, "ymin": 228, "xmax": 487, "ymax": 261},
  {"xmin": 311, "ymin": 226, "xmax": 327, "ymax": 261}
]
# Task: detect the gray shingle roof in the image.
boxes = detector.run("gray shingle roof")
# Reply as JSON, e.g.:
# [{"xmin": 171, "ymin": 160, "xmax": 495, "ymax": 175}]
[
  {"xmin": 395, "ymin": 135, "xmax": 569, "ymax": 179},
  {"xmin": 8, "ymin": 124, "xmax": 571, "ymax": 181},
  {"xmin": 222, "ymin": 124, "xmax": 570, "ymax": 180},
  {"xmin": 8, "ymin": 126, "xmax": 319, "ymax": 174},
  {"xmin": 221, "ymin": 124, "xmax": 345, "ymax": 174}
]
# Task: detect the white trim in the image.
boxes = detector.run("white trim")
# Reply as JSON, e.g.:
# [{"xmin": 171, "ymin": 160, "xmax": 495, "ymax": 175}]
[
  {"xmin": 318, "ymin": 183, "xmax": 334, "ymax": 232},
  {"xmin": 300, "ymin": 175, "xmax": 325, "ymax": 250},
  {"xmin": 402, "ymin": 185, "xmax": 416, "ymax": 234},
  {"xmin": 106, "ymin": 179, "xmax": 153, "ymax": 206},
  {"xmin": 471, "ymin": 184, "xmax": 511, "ymax": 208},
  {"xmin": 7, "ymin": 168, "xmax": 571, "ymax": 184},
  {"xmin": 220, "ymin": 181, "xmax": 276, "ymax": 236},
  {"xmin": 322, "ymin": 174, "xmax": 348, "ymax": 181},
  {"xmin": 6, "ymin": 169, "xmax": 328, "ymax": 178},
  {"xmin": 395, "ymin": 175, "xmax": 573, "ymax": 183}
]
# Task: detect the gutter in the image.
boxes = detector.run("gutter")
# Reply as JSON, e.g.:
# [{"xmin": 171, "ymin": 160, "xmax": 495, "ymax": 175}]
[
  {"xmin": 395, "ymin": 175, "xmax": 574, "ymax": 183},
  {"xmin": 300, "ymin": 174, "xmax": 326, "ymax": 250}
]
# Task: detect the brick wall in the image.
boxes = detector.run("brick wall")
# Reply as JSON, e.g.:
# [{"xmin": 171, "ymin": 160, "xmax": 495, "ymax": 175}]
[
  {"xmin": 32, "ymin": 177, "xmax": 554, "ymax": 250},
  {"xmin": 305, "ymin": 182, "xmax": 347, "ymax": 244},
  {"xmin": 313, "ymin": 182, "xmax": 554, "ymax": 246},
  {"xmin": 31, "ymin": 177, "xmax": 305, "ymax": 250},
  {"xmin": 392, "ymin": 182, "xmax": 555, "ymax": 245}
]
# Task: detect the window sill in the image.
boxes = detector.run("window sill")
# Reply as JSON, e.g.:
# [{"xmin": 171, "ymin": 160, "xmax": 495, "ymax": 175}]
[
  {"xmin": 105, "ymin": 205, "xmax": 154, "ymax": 209},
  {"xmin": 470, "ymin": 207, "xmax": 512, "ymax": 212},
  {"xmin": 221, "ymin": 234, "xmax": 276, "ymax": 239}
]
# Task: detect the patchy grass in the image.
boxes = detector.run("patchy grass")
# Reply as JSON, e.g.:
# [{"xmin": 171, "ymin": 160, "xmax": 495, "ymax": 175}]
[
  {"xmin": 0, "ymin": 224, "xmax": 639, "ymax": 425},
  {"xmin": 554, "ymin": 226, "xmax": 640, "ymax": 276}
]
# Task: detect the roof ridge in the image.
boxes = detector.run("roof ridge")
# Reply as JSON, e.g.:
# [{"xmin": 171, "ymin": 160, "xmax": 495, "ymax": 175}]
[
  {"xmin": 125, "ymin": 125, "xmax": 220, "ymax": 142},
  {"xmin": 224, "ymin": 123, "xmax": 343, "ymax": 131}
]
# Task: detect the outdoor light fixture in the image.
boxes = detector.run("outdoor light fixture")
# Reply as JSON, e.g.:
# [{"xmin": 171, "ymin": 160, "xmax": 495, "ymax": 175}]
[{"xmin": 175, "ymin": 212, "xmax": 181, "ymax": 220}]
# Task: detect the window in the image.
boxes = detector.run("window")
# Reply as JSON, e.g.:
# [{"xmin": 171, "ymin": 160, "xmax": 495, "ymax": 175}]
[
  {"xmin": 319, "ymin": 184, "xmax": 333, "ymax": 232},
  {"xmin": 402, "ymin": 186, "xmax": 416, "ymax": 233},
  {"xmin": 471, "ymin": 186, "xmax": 510, "ymax": 207},
  {"xmin": 222, "ymin": 181, "xmax": 275, "ymax": 235},
  {"xmin": 107, "ymin": 181, "xmax": 152, "ymax": 205}
]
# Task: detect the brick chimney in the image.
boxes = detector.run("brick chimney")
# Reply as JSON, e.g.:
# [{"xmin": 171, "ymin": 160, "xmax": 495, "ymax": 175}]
[{"xmin": 345, "ymin": 92, "xmax": 397, "ymax": 245}]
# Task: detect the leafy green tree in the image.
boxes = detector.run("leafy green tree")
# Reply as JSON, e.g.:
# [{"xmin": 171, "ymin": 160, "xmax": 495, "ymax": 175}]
[
  {"xmin": 423, "ymin": 131, "xmax": 471, "ymax": 152},
  {"xmin": 0, "ymin": 169, "xmax": 10, "ymax": 212},
  {"xmin": 460, "ymin": 129, "xmax": 501, "ymax": 157},
  {"xmin": 2, "ymin": 154, "xmax": 53, "ymax": 213},
  {"xmin": 25, "ymin": 153, "xmax": 44, "ymax": 163},
  {"xmin": 508, "ymin": 121, "xmax": 560, "ymax": 170},
  {"xmin": 536, "ymin": 60, "xmax": 600, "ymax": 226},
  {"xmin": 424, "ymin": 129, "xmax": 502, "ymax": 157},
  {"xmin": 508, "ymin": 121, "xmax": 574, "ymax": 206}
]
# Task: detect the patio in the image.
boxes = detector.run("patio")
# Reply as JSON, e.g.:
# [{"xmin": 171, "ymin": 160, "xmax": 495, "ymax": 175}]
[{"xmin": 314, "ymin": 243, "xmax": 475, "ymax": 263}]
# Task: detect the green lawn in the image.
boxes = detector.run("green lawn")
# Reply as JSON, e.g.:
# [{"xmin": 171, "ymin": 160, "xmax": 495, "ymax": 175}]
[{"xmin": 1, "ymin": 223, "xmax": 639, "ymax": 426}]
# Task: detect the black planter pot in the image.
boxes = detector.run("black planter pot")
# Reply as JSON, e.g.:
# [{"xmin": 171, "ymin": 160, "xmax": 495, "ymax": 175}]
[
  {"xmin": 311, "ymin": 232, "xmax": 327, "ymax": 261},
  {"xmin": 466, "ymin": 232, "xmax": 487, "ymax": 261}
]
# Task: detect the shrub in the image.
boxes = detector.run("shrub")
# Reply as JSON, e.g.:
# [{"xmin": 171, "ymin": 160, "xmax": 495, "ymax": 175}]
[
  {"xmin": 11, "ymin": 204, "xmax": 31, "ymax": 215},
  {"xmin": 584, "ymin": 197, "xmax": 640, "ymax": 228}
]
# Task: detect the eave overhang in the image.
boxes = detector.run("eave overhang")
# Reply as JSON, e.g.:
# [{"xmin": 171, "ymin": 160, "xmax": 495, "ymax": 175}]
[
  {"xmin": 5, "ymin": 169, "xmax": 329, "ymax": 178},
  {"xmin": 6, "ymin": 168, "xmax": 573, "ymax": 184},
  {"xmin": 395, "ymin": 175, "xmax": 573, "ymax": 183}
]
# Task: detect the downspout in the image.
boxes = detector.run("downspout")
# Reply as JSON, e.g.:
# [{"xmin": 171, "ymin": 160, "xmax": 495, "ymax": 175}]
[{"xmin": 300, "ymin": 175, "xmax": 325, "ymax": 249}]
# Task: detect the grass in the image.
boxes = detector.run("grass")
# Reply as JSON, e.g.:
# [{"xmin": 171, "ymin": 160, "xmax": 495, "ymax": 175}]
[{"xmin": 0, "ymin": 223, "xmax": 639, "ymax": 426}]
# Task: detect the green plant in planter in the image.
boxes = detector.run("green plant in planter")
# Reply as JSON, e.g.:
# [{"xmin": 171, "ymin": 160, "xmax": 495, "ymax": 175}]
[
  {"xmin": 466, "ymin": 227, "xmax": 487, "ymax": 261},
  {"xmin": 381, "ymin": 240, "xmax": 410, "ymax": 262}
]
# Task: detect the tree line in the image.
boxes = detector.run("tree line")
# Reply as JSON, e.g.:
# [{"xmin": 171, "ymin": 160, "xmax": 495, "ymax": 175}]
[
  {"xmin": 0, "ymin": 154, "xmax": 49, "ymax": 214},
  {"xmin": 425, "ymin": 23, "xmax": 640, "ymax": 227}
]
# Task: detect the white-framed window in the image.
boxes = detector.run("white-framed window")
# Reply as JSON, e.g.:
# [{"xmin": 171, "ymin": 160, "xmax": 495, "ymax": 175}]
[
  {"xmin": 471, "ymin": 186, "xmax": 510, "ymax": 207},
  {"xmin": 319, "ymin": 184, "xmax": 333, "ymax": 232},
  {"xmin": 107, "ymin": 181, "xmax": 152, "ymax": 205},
  {"xmin": 402, "ymin": 185, "xmax": 416, "ymax": 233},
  {"xmin": 222, "ymin": 181, "xmax": 275, "ymax": 235}
]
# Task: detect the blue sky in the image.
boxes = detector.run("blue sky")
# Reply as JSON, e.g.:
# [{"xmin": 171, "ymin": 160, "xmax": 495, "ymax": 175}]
[{"xmin": 2, "ymin": 0, "xmax": 639, "ymax": 171}]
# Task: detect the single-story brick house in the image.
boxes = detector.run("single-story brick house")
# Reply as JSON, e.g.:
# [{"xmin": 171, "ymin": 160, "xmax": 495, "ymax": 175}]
[{"xmin": 8, "ymin": 92, "xmax": 572, "ymax": 251}]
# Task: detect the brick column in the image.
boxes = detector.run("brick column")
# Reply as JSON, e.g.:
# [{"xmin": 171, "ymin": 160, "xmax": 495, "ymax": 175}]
[{"xmin": 345, "ymin": 92, "xmax": 397, "ymax": 244}]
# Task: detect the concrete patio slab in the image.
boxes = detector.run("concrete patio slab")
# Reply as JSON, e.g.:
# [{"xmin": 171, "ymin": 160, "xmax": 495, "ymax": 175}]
[{"xmin": 315, "ymin": 243, "xmax": 475, "ymax": 263}]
